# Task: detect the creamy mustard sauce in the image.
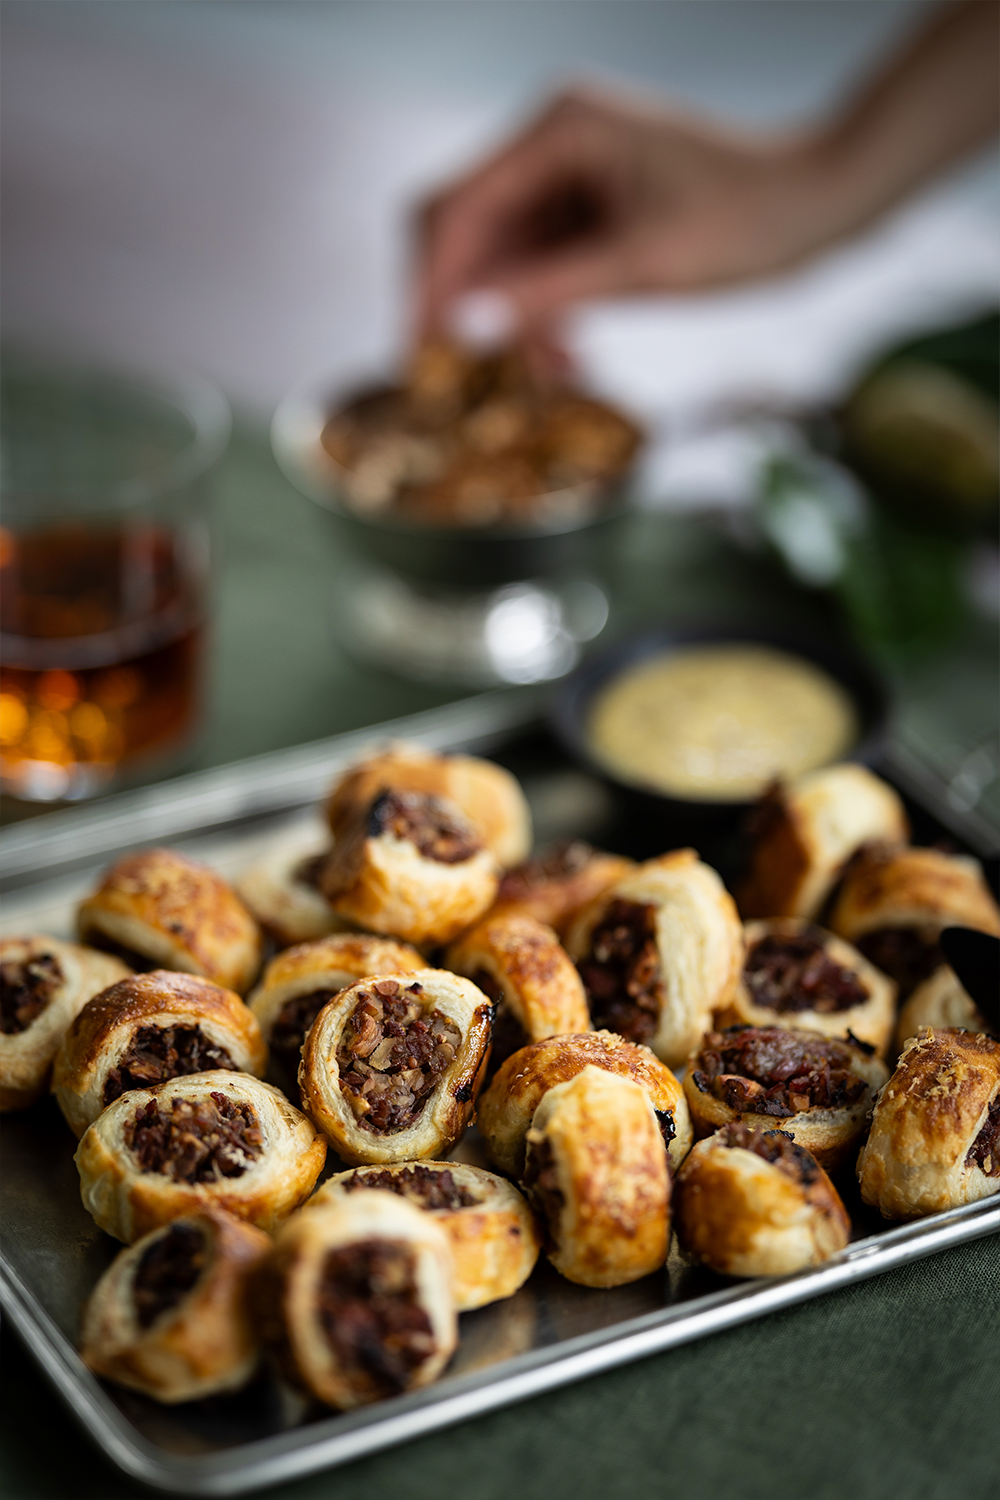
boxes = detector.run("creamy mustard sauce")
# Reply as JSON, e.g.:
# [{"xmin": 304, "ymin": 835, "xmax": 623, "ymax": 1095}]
[{"xmin": 587, "ymin": 644, "xmax": 857, "ymax": 800}]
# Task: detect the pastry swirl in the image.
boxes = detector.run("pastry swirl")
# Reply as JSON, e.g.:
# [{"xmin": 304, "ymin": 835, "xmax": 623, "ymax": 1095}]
[
  {"xmin": 236, "ymin": 838, "xmax": 350, "ymax": 949},
  {"xmin": 325, "ymin": 743, "xmax": 531, "ymax": 869},
  {"xmin": 80, "ymin": 1208, "xmax": 271, "ymax": 1402},
  {"xmin": 858, "ymin": 1027, "xmax": 1000, "ymax": 1219},
  {"xmin": 683, "ymin": 1025, "xmax": 887, "ymax": 1171},
  {"xmin": 319, "ymin": 789, "xmax": 499, "ymax": 946},
  {"xmin": 446, "ymin": 910, "xmax": 590, "ymax": 1076},
  {"xmin": 313, "ymin": 1161, "xmax": 539, "ymax": 1311},
  {"xmin": 477, "ymin": 1029, "xmax": 692, "ymax": 1179},
  {"xmin": 54, "ymin": 970, "xmax": 268, "ymax": 1138},
  {"xmin": 0, "ymin": 936, "xmax": 129, "ymax": 1112},
  {"xmin": 829, "ymin": 844, "xmax": 1000, "ymax": 999},
  {"xmin": 522, "ymin": 1066, "xmax": 670, "ymax": 1288},
  {"xmin": 738, "ymin": 763, "xmax": 908, "ymax": 920},
  {"xmin": 492, "ymin": 841, "xmax": 633, "ymax": 936},
  {"xmin": 716, "ymin": 919, "xmax": 896, "ymax": 1057},
  {"xmin": 75, "ymin": 1069, "xmax": 326, "ymax": 1242},
  {"xmin": 895, "ymin": 965, "xmax": 995, "ymax": 1053},
  {"xmin": 248, "ymin": 934, "xmax": 427, "ymax": 1087},
  {"xmin": 77, "ymin": 848, "xmax": 264, "ymax": 995},
  {"xmin": 299, "ymin": 971, "xmax": 492, "ymax": 1165},
  {"xmin": 256, "ymin": 1192, "xmax": 456, "ymax": 1408},
  {"xmin": 674, "ymin": 1124, "xmax": 851, "ymax": 1276},
  {"xmin": 565, "ymin": 850, "xmax": 743, "ymax": 1067}
]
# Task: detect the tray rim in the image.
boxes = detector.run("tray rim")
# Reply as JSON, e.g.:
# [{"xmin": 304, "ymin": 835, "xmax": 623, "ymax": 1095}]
[
  {"xmin": 2, "ymin": 690, "xmax": 998, "ymax": 1495},
  {"xmin": 3, "ymin": 1198, "xmax": 997, "ymax": 1498}
]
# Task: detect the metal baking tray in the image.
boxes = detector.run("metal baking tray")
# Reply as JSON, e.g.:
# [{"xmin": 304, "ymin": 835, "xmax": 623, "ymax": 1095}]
[{"xmin": 2, "ymin": 690, "xmax": 998, "ymax": 1497}]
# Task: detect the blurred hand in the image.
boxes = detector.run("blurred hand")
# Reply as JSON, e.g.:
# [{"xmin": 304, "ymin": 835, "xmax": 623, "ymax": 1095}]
[
  {"xmin": 416, "ymin": 85, "xmax": 837, "ymax": 340},
  {"xmin": 415, "ymin": 3, "xmax": 999, "ymax": 347}
]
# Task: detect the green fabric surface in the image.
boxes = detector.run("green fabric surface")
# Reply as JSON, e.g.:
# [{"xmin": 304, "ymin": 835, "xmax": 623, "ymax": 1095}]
[{"xmin": 2, "ymin": 1236, "xmax": 997, "ymax": 1500}]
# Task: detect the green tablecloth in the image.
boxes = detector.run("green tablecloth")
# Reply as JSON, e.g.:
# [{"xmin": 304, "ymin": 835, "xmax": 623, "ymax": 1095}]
[{"xmin": 2, "ymin": 422, "xmax": 997, "ymax": 1499}]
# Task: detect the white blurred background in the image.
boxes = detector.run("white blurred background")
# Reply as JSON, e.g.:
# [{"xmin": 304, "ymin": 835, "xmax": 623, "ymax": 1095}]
[{"xmin": 3, "ymin": 0, "xmax": 998, "ymax": 463}]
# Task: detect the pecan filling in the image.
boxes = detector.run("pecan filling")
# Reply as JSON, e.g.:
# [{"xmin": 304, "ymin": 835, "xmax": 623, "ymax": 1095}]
[
  {"xmin": 855, "ymin": 925, "xmax": 942, "ymax": 998},
  {"xmin": 966, "ymin": 1096, "xmax": 1000, "ymax": 1177},
  {"xmin": 337, "ymin": 979, "xmax": 462, "ymax": 1134},
  {"xmin": 744, "ymin": 932, "xmax": 868, "ymax": 1015},
  {"xmin": 522, "ymin": 1135, "xmax": 564, "ymax": 1253},
  {"xmin": 691, "ymin": 1027, "xmax": 868, "ymax": 1117},
  {"xmin": 0, "ymin": 952, "xmax": 62, "ymax": 1034},
  {"xmin": 270, "ymin": 989, "xmax": 339, "ymax": 1078},
  {"xmin": 85, "ymin": 930, "xmax": 157, "ymax": 973},
  {"xmin": 717, "ymin": 1121, "xmax": 820, "ymax": 1183},
  {"xmin": 497, "ymin": 840, "xmax": 595, "ymax": 903},
  {"xmin": 576, "ymin": 899, "xmax": 662, "ymax": 1045},
  {"xmin": 368, "ymin": 789, "xmax": 482, "ymax": 864},
  {"xmin": 342, "ymin": 1164, "xmax": 480, "ymax": 1210},
  {"xmin": 125, "ymin": 1091, "xmax": 264, "ymax": 1182},
  {"xmin": 318, "ymin": 1240, "xmax": 435, "ymax": 1398},
  {"xmin": 132, "ymin": 1221, "xmax": 209, "ymax": 1329},
  {"xmin": 103, "ymin": 1025, "xmax": 237, "ymax": 1106},
  {"xmin": 471, "ymin": 967, "xmax": 526, "ymax": 1073}
]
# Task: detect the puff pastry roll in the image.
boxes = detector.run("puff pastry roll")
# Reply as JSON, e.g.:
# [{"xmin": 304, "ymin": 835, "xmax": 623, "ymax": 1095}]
[
  {"xmin": 738, "ymin": 763, "xmax": 908, "ymax": 920},
  {"xmin": 858, "ymin": 1028, "xmax": 1000, "ymax": 1219},
  {"xmin": 80, "ymin": 1208, "xmax": 271, "ymax": 1402},
  {"xmin": 236, "ymin": 839, "xmax": 352, "ymax": 949},
  {"xmin": 78, "ymin": 848, "xmax": 264, "ymax": 996},
  {"xmin": 565, "ymin": 849, "xmax": 743, "ymax": 1068},
  {"xmin": 446, "ymin": 911, "xmax": 590, "ymax": 1076},
  {"xmin": 53, "ymin": 970, "xmax": 267, "ymax": 1139},
  {"xmin": 716, "ymin": 919, "xmax": 896, "ymax": 1058},
  {"xmin": 896, "ymin": 966, "xmax": 995, "ymax": 1054},
  {"xmin": 299, "ymin": 971, "xmax": 492, "ymax": 1165},
  {"xmin": 674, "ymin": 1124, "xmax": 850, "ymax": 1277},
  {"xmin": 523, "ymin": 1066, "xmax": 669, "ymax": 1288},
  {"xmin": 75, "ymin": 1070, "xmax": 326, "ymax": 1242},
  {"xmin": 325, "ymin": 742, "xmax": 531, "ymax": 869},
  {"xmin": 0, "ymin": 936, "xmax": 129, "ymax": 1112},
  {"xmin": 683, "ymin": 1026, "xmax": 887, "ymax": 1171},
  {"xmin": 477, "ymin": 1029, "xmax": 692, "ymax": 1179},
  {"xmin": 312, "ymin": 1161, "xmax": 539, "ymax": 1311},
  {"xmin": 257, "ymin": 1192, "xmax": 456, "ymax": 1408},
  {"xmin": 492, "ymin": 840, "xmax": 634, "ymax": 936},
  {"xmin": 318, "ymin": 789, "xmax": 499, "ymax": 947},
  {"xmin": 248, "ymin": 934, "xmax": 427, "ymax": 1087},
  {"xmin": 829, "ymin": 844, "xmax": 1000, "ymax": 999}
]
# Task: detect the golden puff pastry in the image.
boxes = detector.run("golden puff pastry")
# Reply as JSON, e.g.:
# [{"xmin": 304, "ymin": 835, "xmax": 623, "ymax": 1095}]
[
  {"xmin": 446, "ymin": 910, "xmax": 590, "ymax": 1075},
  {"xmin": 491, "ymin": 841, "xmax": 634, "ymax": 936},
  {"xmin": 564, "ymin": 849, "xmax": 743, "ymax": 1068},
  {"xmin": 477, "ymin": 1029, "xmax": 692, "ymax": 1179},
  {"xmin": 673, "ymin": 1124, "xmax": 851, "ymax": 1277},
  {"xmin": 299, "ymin": 971, "xmax": 492, "ymax": 1166},
  {"xmin": 248, "ymin": 934, "xmax": 428, "ymax": 1087},
  {"xmin": 53, "ymin": 970, "xmax": 268, "ymax": 1139},
  {"xmin": 77, "ymin": 848, "xmax": 264, "ymax": 996},
  {"xmin": 716, "ymin": 919, "xmax": 896, "ymax": 1058},
  {"xmin": 257, "ymin": 1191, "xmax": 456, "ymax": 1409},
  {"xmin": 325, "ymin": 742, "xmax": 531, "ymax": 869},
  {"xmin": 829, "ymin": 843, "xmax": 1000, "ymax": 999},
  {"xmin": 738, "ymin": 763, "xmax": 908, "ymax": 921},
  {"xmin": 0, "ymin": 936, "xmax": 129, "ymax": 1112},
  {"xmin": 318, "ymin": 789, "xmax": 499, "ymax": 947},
  {"xmin": 312, "ymin": 1161, "xmax": 539, "ymax": 1311},
  {"xmin": 522, "ymin": 1066, "xmax": 669, "ymax": 1288},
  {"xmin": 683, "ymin": 1026, "xmax": 887, "ymax": 1172},
  {"xmin": 236, "ymin": 839, "xmax": 352, "ymax": 949},
  {"xmin": 858, "ymin": 1028, "xmax": 1000, "ymax": 1219},
  {"xmin": 896, "ymin": 966, "xmax": 995, "ymax": 1054},
  {"xmin": 80, "ymin": 1208, "xmax": 271, "ymax": 1402},
  {"xmin": 75, "ymin": 1070, "xmax": 326, "ymax": 1243}
]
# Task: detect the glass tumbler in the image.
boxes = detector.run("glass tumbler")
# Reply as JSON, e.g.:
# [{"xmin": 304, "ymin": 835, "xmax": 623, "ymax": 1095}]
[{"xmin": 0, "ymin": 360, "xmax": 230, "ymax": 800}]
